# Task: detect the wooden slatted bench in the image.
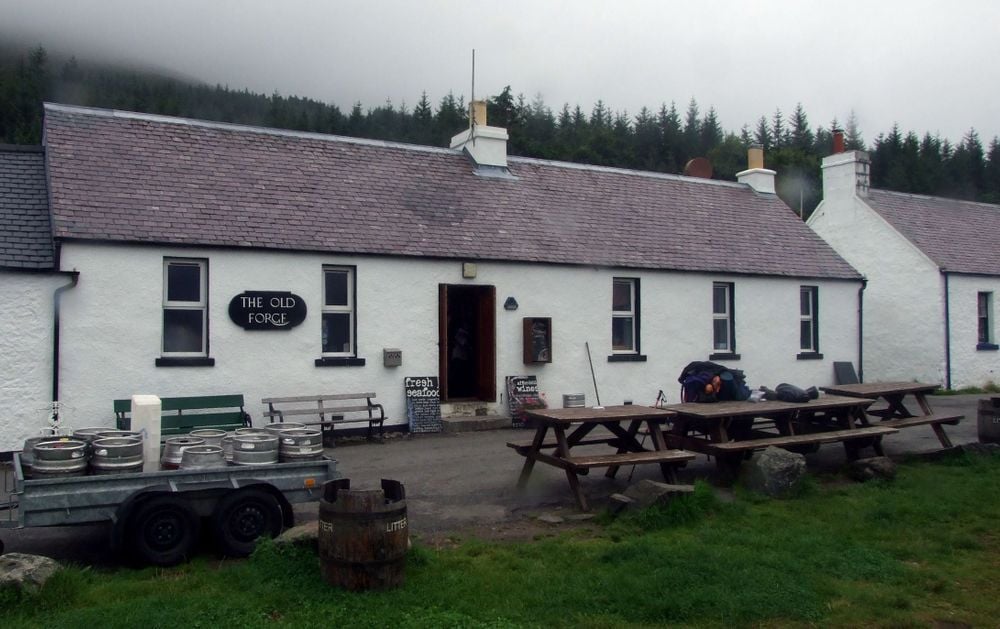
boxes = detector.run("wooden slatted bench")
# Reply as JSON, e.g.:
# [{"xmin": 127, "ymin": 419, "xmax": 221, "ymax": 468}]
[
  {"xmin": 261, "ymin": 392, "xmax": 386, "ymax": 444},
  {"xmin": 704, "ymin": 425, "xmax": 898, "ymax": 453},
  {"xmin": 563, "ymin": 449, "xmax": 696, "ymax": 471},
  {"xmin": 114, "ymin": 394, "xmax": 252, "ymax": 438},
  {"xmin": 505, "ymin": 435, "xmax": 623, "ymax": 452},
  {"xmin": 878, "ymin": 413, "xmax": 962, "ymax": 429}
]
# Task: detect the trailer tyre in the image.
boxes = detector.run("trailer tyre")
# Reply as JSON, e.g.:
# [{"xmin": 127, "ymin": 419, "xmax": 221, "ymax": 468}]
[
  {"xmin": 128, "ymin": 496, "xmax": 199, "ymax": 567},
  {"xmin": 212, "ymin": 488, "xmax": 283, "ymax": 557}
]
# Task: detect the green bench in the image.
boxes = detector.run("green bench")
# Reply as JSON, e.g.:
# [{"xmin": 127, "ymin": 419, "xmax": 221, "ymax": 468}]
[{"xmin": 114, "ymin": 394, "xmax": 252, "ymax": 437}]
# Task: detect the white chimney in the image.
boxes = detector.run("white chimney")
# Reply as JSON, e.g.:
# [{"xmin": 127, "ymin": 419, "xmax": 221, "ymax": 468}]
[
  {"xmin": 736, "ymin": 144, "xmax": 776, "ymax": 194},
  {"xmin": 821, "ymin": 144, "xmax": 870, "ymax": 199},
  {"xmin": 450, "ymin": 100, "xmax": 509, "ymax": 170}
]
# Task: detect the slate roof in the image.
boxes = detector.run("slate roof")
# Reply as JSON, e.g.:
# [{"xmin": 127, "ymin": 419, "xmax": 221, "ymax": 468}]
[
  {"xmin": 0, "ymin": 145, "xmax": 54, "ymax": 270},
  {"xmin": 42, "ymin": 103, "xmax": 860, "ymax": 280},
  {"xmin": 867, "ymin": 189, "xmax": 1000, "ymax": 276}
]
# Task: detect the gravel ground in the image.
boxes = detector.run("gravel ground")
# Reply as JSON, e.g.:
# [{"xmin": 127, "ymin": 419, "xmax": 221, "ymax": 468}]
[{"xmin": 0, "ymin": 393, "xmax": 987, "ymax": 563}]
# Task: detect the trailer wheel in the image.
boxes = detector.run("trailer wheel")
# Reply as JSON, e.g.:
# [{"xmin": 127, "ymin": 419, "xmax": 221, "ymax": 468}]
[
  {"xmin": 127, "ymin": 495, "xmax": 199, "ymax": 567},
  {"xmin": 211, "ymin": 488, "xmax": 283, "ymax": 557}
]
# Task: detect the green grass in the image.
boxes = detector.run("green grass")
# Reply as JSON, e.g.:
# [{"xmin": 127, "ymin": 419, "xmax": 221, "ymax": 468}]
[
  {"xmin": 3, "ymin": 451, "xmax": 999, "ymax": 628},
  {"xmin": 934, "ymin": 381, "xmax": 1000, "ymax": 395}
]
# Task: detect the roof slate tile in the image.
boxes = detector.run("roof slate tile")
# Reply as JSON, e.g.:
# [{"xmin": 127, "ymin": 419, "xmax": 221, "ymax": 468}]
[
  {"xmin": 866, "ymin": 189, "xmax": 1000, "ymax": 276},
  {"xmin": 0, "ymin": 146, "xmax": 54, "ymax": 270},
  {"xmin": 42, "ymin": 104, "xmax": 859, "ymax": 280}
]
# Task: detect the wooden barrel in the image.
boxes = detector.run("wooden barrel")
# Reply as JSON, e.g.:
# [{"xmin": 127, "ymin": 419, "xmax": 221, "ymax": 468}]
[
  {"xmin": 318, "ymin": 478, "xmax": 408, "ymax": 591},
  {"xmin": 977, "ymin": 398, "xmax": 1000, "ymax": 443}
]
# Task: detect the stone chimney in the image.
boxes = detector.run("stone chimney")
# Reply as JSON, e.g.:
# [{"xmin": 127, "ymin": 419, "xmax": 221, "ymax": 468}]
[
  {"xmin": 450, "ymin": 100, "xmax": 509, "ymax": 171},
  {"xmin": 736, "ymin": 144, "xmax": 776, "ymax": 194},
  {"xmin": 821, "ymin": 130, "xmax": 870, "ymax": 199}
]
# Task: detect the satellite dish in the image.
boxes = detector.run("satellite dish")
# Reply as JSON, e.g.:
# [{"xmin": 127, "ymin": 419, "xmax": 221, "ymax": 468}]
[{"xmin": 683, "ymin": 157, "xmax": 713, "ymax": 179}]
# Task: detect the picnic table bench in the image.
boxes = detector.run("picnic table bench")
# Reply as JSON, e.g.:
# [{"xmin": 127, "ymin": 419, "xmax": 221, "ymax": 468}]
[
  {"xmin": 261, "ymin": 392, "xmax": 386, "ymax": 443},
  {"xmin": 512, "ymin": 405, "xmax": 696, "ymax": 511},
  {"xmin": 114, "ymin": 394, "xmax": 252, "ymax": 437},
  {"xmin": 819, "ymin": 382, "xmax": 962, "ymax": 448},
  {"xmin": 659, "ymin": 394, "xmax": 892, "ymax": 477}
]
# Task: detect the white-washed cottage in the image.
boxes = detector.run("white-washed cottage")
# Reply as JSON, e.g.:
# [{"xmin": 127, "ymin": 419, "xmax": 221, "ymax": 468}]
[
  {"xmin": 0, "ymin": 102, "xmax": 863, "ymax": 451},
  {"xmin": 809, "ymin": 133, "xmax": 1000, "ymax": 388}
]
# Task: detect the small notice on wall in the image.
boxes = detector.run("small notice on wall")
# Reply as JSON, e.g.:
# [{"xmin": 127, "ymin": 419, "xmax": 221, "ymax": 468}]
[
  {"xmin": 404, "ymin": 376, "xmax": 441, "ymax": 433},
  {"xmin": 505, "ymin": 375, "xmax": 548, "ymax": 429}
]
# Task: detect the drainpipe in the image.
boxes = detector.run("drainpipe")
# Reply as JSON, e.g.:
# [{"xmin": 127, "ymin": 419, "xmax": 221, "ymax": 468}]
[
  {"xmin": 52, "ymin": 270, "xmax": 80, "ymax": 422},
  {"xmin": 858, "ymin": 278, "xmax": 867, "ymax": 383},
  {"xmin": 943, "ymin": 270, "xmax": 952, "ymax": 390}
]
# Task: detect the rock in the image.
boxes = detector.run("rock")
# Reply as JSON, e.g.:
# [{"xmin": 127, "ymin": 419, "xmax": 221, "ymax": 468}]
[
  {"xmin": 622, "ymin": 479, "xmax": 695, "ymax": 510},
  {"xmin": 608, "ymin": 493, "xmax": 634, "ymax": 515},
  {"xmin": 0, "ymin": 553, "xmax": 61, "ymax": 593},
  {"xmin": 741, "ymin": 446, "xmax": 807, "ymax": 497},
  {"xmin": 537, "ymin": 514, "xmax": 564, "ymax": 524},
  {"xmin": 847, "ymin": 456, "xmax": 897, "ymax": 482},
  {"xmin": 274, "ymin": 522, "xmax": 318, "ymax": 547},
  {"xmin": 565, "ymin": 513, "xmax": 597, "ymax": 522}
]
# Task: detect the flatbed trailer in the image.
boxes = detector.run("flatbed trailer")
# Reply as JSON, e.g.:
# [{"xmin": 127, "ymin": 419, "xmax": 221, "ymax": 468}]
[{"xmin": 1, "ymin": 453, "xmax": 340, "ymax": 566}]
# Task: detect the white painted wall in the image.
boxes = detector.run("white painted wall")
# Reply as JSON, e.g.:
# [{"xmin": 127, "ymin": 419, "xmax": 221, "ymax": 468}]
[
  {"xmin": 3, "ymin": 242, "xmax": 860, "ymax": 448},
  {"xmin": 0, "ymin": 271, "xmax": 73, "ymax": 451},
  {"xmin": 810, "ymin": 164, "xmax": 945, "ymax": 384},
  {"xmin": 946, "ymin": 275, "xmax": 1000, "ymax": 388}
]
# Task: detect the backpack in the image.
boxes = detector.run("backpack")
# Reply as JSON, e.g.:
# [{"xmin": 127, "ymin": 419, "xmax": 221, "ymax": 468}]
[{"xmin": 678, "ymin": 361, "xmax": 751, "ymax": 403}]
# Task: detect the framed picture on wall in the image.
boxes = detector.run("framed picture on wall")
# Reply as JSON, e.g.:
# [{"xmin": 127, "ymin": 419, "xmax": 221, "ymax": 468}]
[{"xmin": 522, "ymin": 317, "xmax": 552, "ymax": 364}]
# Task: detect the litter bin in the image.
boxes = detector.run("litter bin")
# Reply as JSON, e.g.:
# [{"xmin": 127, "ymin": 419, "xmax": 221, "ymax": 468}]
[
  {"xmin": 977, "ymin": 398, "xmax": 1000, "ymax": 443},
  {"xmin": 318, "ymin": 478, "xmax": 408, "ymax": 591}
]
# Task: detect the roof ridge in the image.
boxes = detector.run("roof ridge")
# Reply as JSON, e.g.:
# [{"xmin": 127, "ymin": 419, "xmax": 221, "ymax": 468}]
[
  {"xmin": 43, "ymin": 102, "xmax": 457, "ymax": 157},
  {"xmin": 510, "ymin": 155, "xmax": 747, "ymax": 189},
  {"xmin": 872, "ymin": 187, "xmax": 1000, "ymax": 210}
]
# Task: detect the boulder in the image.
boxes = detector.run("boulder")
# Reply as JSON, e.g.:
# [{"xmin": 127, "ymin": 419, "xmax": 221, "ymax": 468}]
[
  {"xmin": 0, "ymin": 553, "xmax": 61, "ymax": 594},
  {"xmin": 608, "ymin": 493, "xmax": 635, "ymax": 515},
  {"xmin": 621, "ymin": 479, "xmax": 695, "ymax": 510},
  {"xmin": 274, "ymin": 521, "xmax": 318, "ymax": 548},
  {"xmin": 846, "ymin": 456, "xmax": 897, "ymax": 482},
  {"xmin": 741, "ymin": 446, "xmax": 806, "ymax": 497}
]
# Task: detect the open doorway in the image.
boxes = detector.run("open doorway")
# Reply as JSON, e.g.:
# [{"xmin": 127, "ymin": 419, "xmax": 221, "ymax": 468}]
[{"xmin": 439, "ymin": 284, "xmax": 496, "ymax": 402}]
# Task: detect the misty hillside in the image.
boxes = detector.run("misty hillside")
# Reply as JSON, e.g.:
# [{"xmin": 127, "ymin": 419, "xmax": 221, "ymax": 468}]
[{"xmin": 2, "ymin": 45, "xmax": 998, "ymax": 214}]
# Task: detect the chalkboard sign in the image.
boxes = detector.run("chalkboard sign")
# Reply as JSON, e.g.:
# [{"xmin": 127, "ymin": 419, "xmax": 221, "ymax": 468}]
[
  {"xmin": 506, "ymin": 375, "xmax": 547, "ymax": 428},
  {"xmin": 404, "ymin": 376, "xmax": 441, "ymax": 433},
  {"xmin": 228, "ymin": 291, "xmax": 307, "ymax": 330}
]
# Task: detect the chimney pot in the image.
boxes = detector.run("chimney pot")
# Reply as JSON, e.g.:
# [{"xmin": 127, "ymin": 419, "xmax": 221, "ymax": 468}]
[
  {"xmin": 470, "ymin": 100, "xmax": 487, "ymax": 127},
  {"xmin": 832, "ymin": 128, "xmax": 845, "ymax": 154},
  {"xmin": 747, "ymin": 144, "xmax": 764, "ymax": 170}
]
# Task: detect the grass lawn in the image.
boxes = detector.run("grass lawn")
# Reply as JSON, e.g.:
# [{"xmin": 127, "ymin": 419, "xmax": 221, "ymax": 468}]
[{"xmin": 2, "ymin": 450, "xmax": 998, "ymax": 628}]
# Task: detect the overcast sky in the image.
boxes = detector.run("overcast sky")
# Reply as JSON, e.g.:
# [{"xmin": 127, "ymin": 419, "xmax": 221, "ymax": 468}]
[{"xmin": 4, "ymin": 0, "xmax": 999, "ymax": 146}]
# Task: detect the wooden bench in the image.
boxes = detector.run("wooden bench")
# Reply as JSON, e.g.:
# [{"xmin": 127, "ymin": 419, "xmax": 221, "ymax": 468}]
[
  {"xmin": 563, "ymin": 449, "xmax": 696, "ymax": 471},
  {"xmin": 505, "ymin": 435, "xmax": 623, "ymax": 452},
  {"xmin": 703, "ymin": 425, "xmax": 898, "ymax": 453},
  {"xmin": 878, "ymin": 413, "xmax": 962, "ymax": 429},
  {"xmin": 261, "ymin": 392, "xmax": 386, "ymax": 443},
  {"xmin": 114, "ymin": 394, "xmax": 252, "ymax": 437}
]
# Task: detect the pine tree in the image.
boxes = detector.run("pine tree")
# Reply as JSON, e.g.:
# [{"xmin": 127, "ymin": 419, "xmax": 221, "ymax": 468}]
[
  {"xmin": 789, "ymin": 103, "xmax": 813, "ymax": 151},
  {"xmin": 844, "ymin": 110, "xmax": 865, "ymax": 150},
  {"xmin": 753, "ymin": 116, "xmax": 772, "ymax": 150},
  {"xmin": 771, "ymin": 108, "xmax": 786, "ymax": 149}
]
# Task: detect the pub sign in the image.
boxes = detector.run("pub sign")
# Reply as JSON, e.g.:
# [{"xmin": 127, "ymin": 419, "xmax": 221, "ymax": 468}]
[{"xmin": 228, "ymin": 291, "xmax": 307, "ymax": 330}]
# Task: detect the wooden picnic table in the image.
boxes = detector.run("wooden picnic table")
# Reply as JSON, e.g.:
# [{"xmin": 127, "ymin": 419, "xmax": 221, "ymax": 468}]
[
  {"xmin": 508, "ymin": 405, "xmax": 695, "ymax": 511},
  {"xmin": 658, "ymin": 394, "xmax": 896, "ymax": 477},
  {"xmin": 819, "ymin": 382, "xmax": 963, "ymax": 448}
]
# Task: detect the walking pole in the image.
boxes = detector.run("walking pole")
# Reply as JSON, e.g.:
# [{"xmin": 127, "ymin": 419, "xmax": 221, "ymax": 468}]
[{"xmin": 585, "ymin": 341, "xmax": 602, "ymax": 408}]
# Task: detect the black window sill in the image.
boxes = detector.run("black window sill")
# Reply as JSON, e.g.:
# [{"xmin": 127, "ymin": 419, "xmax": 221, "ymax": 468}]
[
  {"xmin": 796, "ymin": 352, "xmax": 824, "ymax": 360},
  {"xmin": 315, "ymin": 357, "xmax": 367, "ymax": 367},
  {"xmin": 708, "ymin": 352, "xmax": 741, "ymax": 361},
  {"xmin": 607, "ymin": 354, "xmax": 648, "ymax": 363},
  {"xmin": 976, "ymin": 343, "xmax": 999, "ymax": 351},
  {"xmin": 156, "ymin": 357, "xmax": 215, "ymax": 367}
]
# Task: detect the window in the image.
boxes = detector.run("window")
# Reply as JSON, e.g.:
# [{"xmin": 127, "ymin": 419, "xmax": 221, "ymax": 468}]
[
  {"xmin": 800, "ymin": 286, "xmax": 819, "ymax": 352},
  {"xmin": 322, "ymin": 266, "xmax": 355, "ymax": 356},
  {"xmin": 712, "ymin": 282, "xmax": 735, "ymax": 353},
  {"xmin": 978, "ymin": 292, "xmax": 996, "ymax": 349},
  {"xmin": 611, "ymin": 278, "xmax": 639, "ymax": 354},
  {"xmin": 162, "ymin": 258, "xmax": 208, "ymax": 356}
]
